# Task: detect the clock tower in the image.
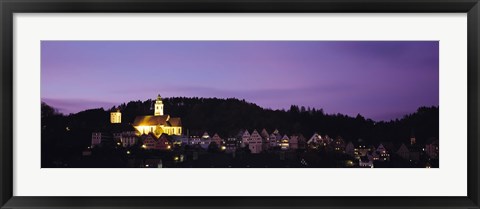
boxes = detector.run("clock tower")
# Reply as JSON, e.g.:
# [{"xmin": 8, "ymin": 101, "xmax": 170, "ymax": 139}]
[{"xmin": 154, "ymin": 94, "xmax": 164, "ymax": 116}]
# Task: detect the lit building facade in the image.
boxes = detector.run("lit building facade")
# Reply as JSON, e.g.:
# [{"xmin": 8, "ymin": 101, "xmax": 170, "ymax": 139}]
[
  {"xmin": 110, "ymin": 110, "xmax": 121, "ymax": 123},
  {"xmin": 133, "ymin": 95, "xmax": 182, "ymax": 137},
  {"xmin": 154, "ymin": 94, "xmax": 164, "ymax": 116},
  {"xmin": 280, "ymin": 134, "xmax": 290, "ymax": 150}
]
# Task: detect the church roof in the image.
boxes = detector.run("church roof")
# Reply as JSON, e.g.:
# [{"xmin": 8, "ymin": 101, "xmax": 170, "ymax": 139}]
[
  {"xmin": 168, "ymin": 117, "xmax": 182, "ymax": 127},
  {"xmin": 133, "ymin": 115, "xmax": 169, "ymax": 126},
  {"xmin": 133, "ymin": 115, "xmax": 182, "ymax": 127}
]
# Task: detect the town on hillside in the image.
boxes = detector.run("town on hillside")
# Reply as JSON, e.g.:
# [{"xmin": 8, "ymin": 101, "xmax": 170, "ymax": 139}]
[{"xmin": 71, "ymin": 94, "xmax": 440, "ymax": 168}]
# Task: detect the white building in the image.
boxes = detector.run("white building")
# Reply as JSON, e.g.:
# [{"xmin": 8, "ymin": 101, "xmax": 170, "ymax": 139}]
[
  {"xmin": 110, "ymin": 110, "xmax": 121, "ymax": 124},
  {"xmin": 248, "ymin": 129, "xmax": 263, "ymax": 154}
]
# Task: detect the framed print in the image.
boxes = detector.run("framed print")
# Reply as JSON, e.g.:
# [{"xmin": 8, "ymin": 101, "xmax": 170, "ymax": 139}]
[{"xmin": 1, "ymin": 0, "xmax": 479, "ymax": 208}]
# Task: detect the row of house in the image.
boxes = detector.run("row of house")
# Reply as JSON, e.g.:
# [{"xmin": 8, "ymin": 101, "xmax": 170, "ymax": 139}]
[{"xmin": 90, "ymin": 129, "xmax": 439, "ymax": 166}]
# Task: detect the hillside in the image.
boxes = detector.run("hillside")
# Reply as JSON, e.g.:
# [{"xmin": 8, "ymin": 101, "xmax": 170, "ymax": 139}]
[{"xmin": 42, "ymin": 97, "xmax": 439, "ymax": 144}]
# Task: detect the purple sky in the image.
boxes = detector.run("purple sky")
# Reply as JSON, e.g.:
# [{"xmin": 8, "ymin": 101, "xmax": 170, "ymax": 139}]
[{"xmin": 41, "ymin": 41, "xmax": 439, "ymax": 121}]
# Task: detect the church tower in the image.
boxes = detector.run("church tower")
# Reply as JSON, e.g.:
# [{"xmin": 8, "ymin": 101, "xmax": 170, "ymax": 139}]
[{"xmin": 154, "ymin": 94, "xmax": 164, "ymax": 116}]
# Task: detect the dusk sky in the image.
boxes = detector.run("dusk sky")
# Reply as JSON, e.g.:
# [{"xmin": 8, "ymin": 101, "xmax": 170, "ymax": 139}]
[{"xmin": 41, "ymin": 41, "xmax": 438, "ymax": 121}]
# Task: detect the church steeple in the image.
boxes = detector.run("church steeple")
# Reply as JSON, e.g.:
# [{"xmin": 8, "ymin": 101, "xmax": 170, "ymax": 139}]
[{"xmin": 154, "ymin": 94, "xmax": 164, "ymax": 116}]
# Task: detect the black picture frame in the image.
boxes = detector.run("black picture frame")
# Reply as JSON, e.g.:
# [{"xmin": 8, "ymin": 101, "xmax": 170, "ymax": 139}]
[{"xmin": 1, "ymin": 0, "xmax": 479, "ymax": 208}]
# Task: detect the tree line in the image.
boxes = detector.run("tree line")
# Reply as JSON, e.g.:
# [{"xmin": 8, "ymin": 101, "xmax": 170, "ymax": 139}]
[{"xmin": 43, "ymin": 97, "xmax": 439, "ymax": 145}]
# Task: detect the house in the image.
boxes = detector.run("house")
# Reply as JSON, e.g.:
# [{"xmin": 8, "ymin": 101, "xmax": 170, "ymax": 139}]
[
  {"xmin": 225, "ymin": 137, "xmax": 238, "ymax": 153},
  {"xmin": 269, "ymin": 133, "xmax": 278, "ymax": 148},
  {"xmin": 369, "ymin": 151, "xmax": 380, "ymax": 161},
  {"xmin": 141, "ymin": 134, "xmax": 156, "ymax": 149},
  {"xmin": 91, "ymin": 132, "xmax": 112, "ymax": 147},
  {"xmin": 120, "ymin": 131, "xmax": 137, "ymax": 147},
  {"xmin": 280, "ymin": 134, "xmax": 290, "ymax": 150},
  {"xmin": 211, "ymin": 133, "xmax": 224, "ymax": 146},
  {"xmin": 132, "ymin": 95, "xmax": 182, "ymax": 137},
  {"xmin": 307, "ymin": 132, "xmax": 322, "ymax": 144},
  {"xmin": 380, "ymin": 141, "xmax": 395, "ymax": 153},
  {"xmin": 260, "ymin": 129, "xmax": 270, "ymax": 150},
  {"xmin": 408, "ymin": 144, "xmax": 422, "ymax": 162},
  {"xmin": 425, "ymin": 138, "xmax": 439, "ymax": 159},
  {"xmin": 307, "ymin": 133, "xmax": 327, "ymax": 149},
  {"xmin": 355, "ymin": 140, "xmax": 371, "ymax": 157},
  {"xmin": 297, "ymin": 134, "xmax": 307, "ymax": 150},
  {"xmin": 248, "ymin": 130, "xmax": 263, "ymax": 154},
  {"xmin": 241, "ymin": 130, "xmax": 251, "ymax": 148},
  {"xmin": 332, "ymin": 137, "xmax": 345, "ymax": 152},
  {"xmin": 345, "ymin": 141, "xmax": 355, "ymax": 156},
  {"xmin": 260, "ymin": 129, "xmax": 270, "ymax": 139},
  {"xmin": 200, "ymin": 132, "xmax": 211, "ymax": 149},
  {"xmin": 141, "ymin": 133, "xmax": 172, "ymax": 150},
  {"xmin": 289, "ymin": 135, "xmax": 299, "ymax": 150},
  {"xmin": 376, "ymin": 143, "xmax": 390, "ymax": 161},
  {"xmin": 396, "ymin": 143, "xmax": 410, "ymax": 160},
  {"xmin": 269, "ymin": 129, "xmax": 282, "ymax": 148}
]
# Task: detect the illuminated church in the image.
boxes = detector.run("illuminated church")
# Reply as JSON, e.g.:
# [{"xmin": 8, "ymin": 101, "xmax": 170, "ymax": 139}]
[{"xmin": 133, "ymin": 95, "xmax": 182, "ymax": 137}]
